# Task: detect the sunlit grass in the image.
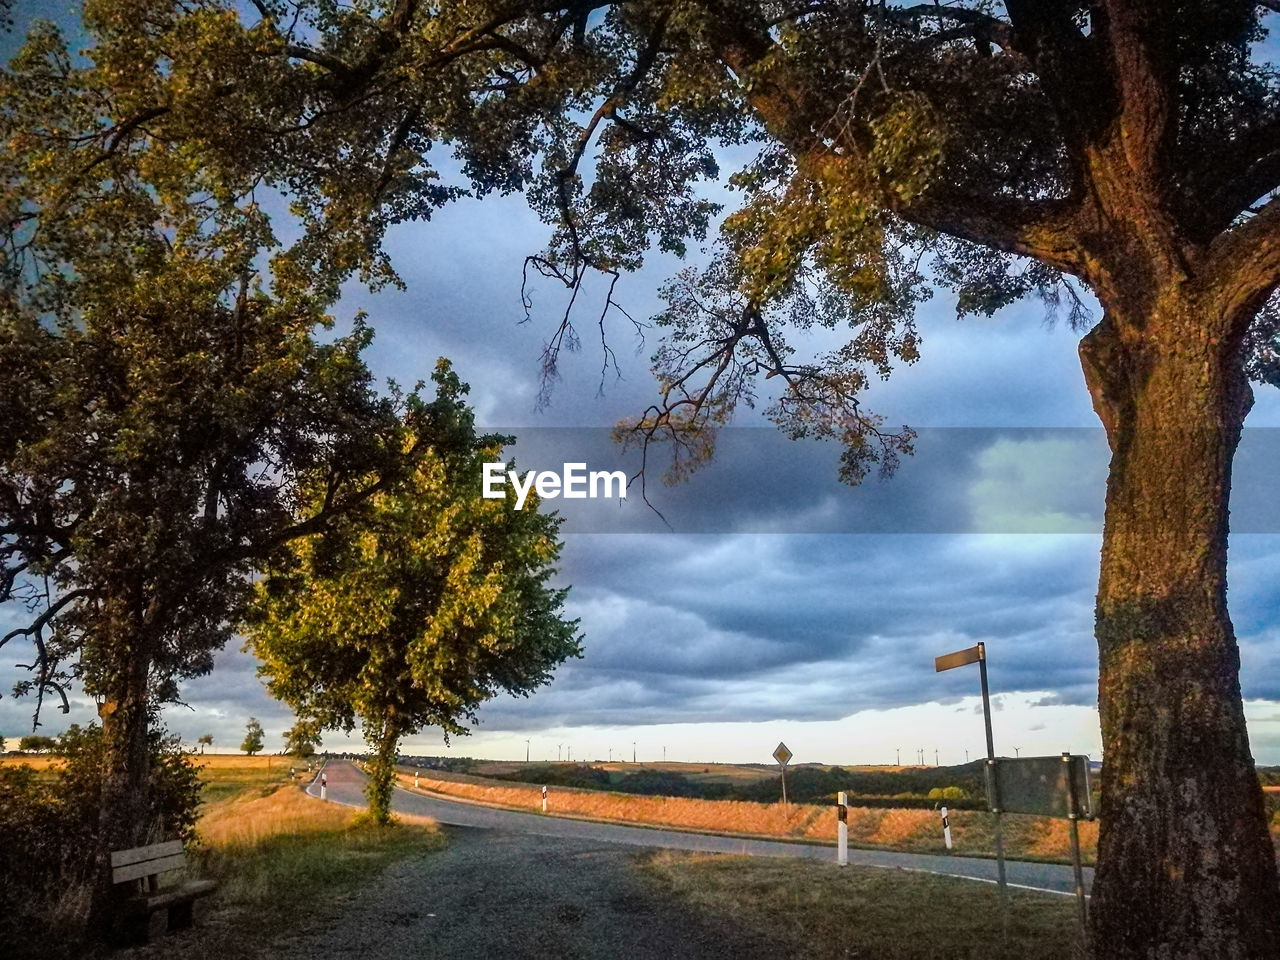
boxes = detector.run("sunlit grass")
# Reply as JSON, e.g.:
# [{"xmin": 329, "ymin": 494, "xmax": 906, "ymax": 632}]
[
  {"xmin": 115, "ymin": 765, "xmax": 444, "ymax": 959},
  {"xmin": 640, "ymin": 851, "xmax": 1086, "ymax": 960},
  {"xmin": 398, "ymin": 769, "xmax": 1102, "ymax": 863},
  {"xmin": 192, "ymin": 783, "xmax": 443, "ymax": 919}
]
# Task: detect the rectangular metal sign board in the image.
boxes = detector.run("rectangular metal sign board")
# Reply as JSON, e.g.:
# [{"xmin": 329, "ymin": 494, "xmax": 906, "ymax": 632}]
[
  {"xmin": 990, "ymin": 755, "xmax": 1093, "ymax": 820},
  {"xmin": 773, "ymin": 742, "xmax": 793, "ymax": 766},
  {"xmin": 935, "ymin": 644, "xmax": 983, "ymax": 672}
]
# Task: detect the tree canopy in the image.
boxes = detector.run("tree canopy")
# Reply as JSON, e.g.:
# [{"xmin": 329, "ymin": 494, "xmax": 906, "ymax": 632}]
[
  {"xmin": 240, "ymin": 717, "xmax": 265, "ymax": 756},
  {"xmin": 249, "ymin": 361, "xmax": 582, "ymax": 823},
  {"xmin": 0, "ymin": 2, "xmax": 449, "ymax": 913},
  {"xmin": 282, "ymin": 721, "xmax": 321, "ymax": 759}
]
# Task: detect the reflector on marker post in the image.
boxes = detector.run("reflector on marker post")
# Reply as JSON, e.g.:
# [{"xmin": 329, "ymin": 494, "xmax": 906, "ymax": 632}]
[{"xmin": 836, "ymin": 791, "xmax": 849, "ymax": 866}]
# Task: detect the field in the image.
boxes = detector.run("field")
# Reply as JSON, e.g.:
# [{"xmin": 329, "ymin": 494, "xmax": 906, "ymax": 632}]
[
  {"xmin": 472, "ymin": 758, "xmax": 778, "ymax": 784},
  {"xmin": 395, "ymin": 766, "xmax": 1101, "ymax": 864},
  {"xmin": 0, "ymin": 753, "xmax": 64, "ymax": 773}
]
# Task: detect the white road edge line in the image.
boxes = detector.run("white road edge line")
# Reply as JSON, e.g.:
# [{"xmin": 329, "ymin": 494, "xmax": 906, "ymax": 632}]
[{"xmin": 320, "ymin": 773, "xmax": 1090, "ymax": 901}]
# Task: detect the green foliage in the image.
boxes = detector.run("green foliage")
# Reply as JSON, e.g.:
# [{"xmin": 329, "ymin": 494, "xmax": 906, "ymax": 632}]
[
  {"xmin": 17, "ymin": 734, "xmax": 56, "ymax": 752},
  {"xmin": 283, "ymin": 720, "xmax": 321, "ymax": 759},
  {"xmin": 248, "ymin": 361, "xmax": 582, "ymax": 824},
  {"xmin": 0, "ymin": 7, "xmax": 457, "ymax": 899},
  {"xmin": 0, "ymin": 0, "xmax": 443, "ymax": 753},
  {"xmin": 240, "ymin": 717, "xmax": 265, "ymax": 756},
  {"xmin": 0, "ymin": 723, "xmax": 201, "ymax": 953}
]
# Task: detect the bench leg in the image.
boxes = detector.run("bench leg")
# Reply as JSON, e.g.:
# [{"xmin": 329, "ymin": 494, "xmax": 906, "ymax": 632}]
[{"xmin": 167, "ymin": 899, "xmax": 195, "ymax": 931}]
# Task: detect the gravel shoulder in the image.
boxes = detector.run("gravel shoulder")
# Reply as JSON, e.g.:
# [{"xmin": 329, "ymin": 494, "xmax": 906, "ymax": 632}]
[{"xmin": 283, "ymin": 826, "xmax": 786, "ymax": 960}]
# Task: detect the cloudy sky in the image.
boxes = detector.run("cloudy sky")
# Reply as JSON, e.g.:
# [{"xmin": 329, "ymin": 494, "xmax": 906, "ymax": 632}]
[{"xmin": 6, "ymin": 2, "xmax": 1280, "ymax": 767}]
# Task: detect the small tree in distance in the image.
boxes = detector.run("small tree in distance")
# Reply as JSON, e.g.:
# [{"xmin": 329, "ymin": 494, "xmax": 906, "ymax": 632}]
[
  {"xmin": 240, "ymin": 719, "xmax": 264, "ymax": 757},
  {"xmin": 249, "ymin": 361, "xmax": 582, "ymax": 825},
  {"xmin": 17, "ymin": 735, "xmax": 56, "ymax": 753},
  {"xmin": 283, "ymin": 722, "xmax": 320, "ymax": 759},
  {"xmin": 197, "ymin": 734, "xmax": 213, "ymax": 755}
]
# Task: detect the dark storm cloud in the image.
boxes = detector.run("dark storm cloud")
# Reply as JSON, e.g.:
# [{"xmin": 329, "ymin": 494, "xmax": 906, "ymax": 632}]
[
  {"xmin": 475, "ymin": 426, "xmax": 1280, "ymax": 535},
  {"xmin": 457, "ymin": 532, "xmax": 1107, "ymax": 731}
]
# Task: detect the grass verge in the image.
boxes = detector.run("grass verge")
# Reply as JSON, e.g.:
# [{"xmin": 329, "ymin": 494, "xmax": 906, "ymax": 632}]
[
  {"xmin": 639, "ymin": 851, "xmax": 1086, "ymax": 960},
  {"xmin": 396, "ymin": 767, "xmax": 1100, "ymax": 864},
  {"xmin": 122, "ymin": 779, "xmax": 445, "ymax": 959}
]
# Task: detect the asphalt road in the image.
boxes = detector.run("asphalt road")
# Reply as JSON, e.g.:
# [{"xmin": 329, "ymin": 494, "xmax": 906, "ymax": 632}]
[{"xmin": 309, "ymin": 760, "xmax": 1091, "ymax": 897}]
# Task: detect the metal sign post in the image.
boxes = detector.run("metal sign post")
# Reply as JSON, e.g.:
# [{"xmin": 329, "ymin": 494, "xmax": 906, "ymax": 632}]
[
  {"xmin": 935, "ymin": 641, "xmax": 1008, "ymax": 914},
  {"xmin": 773, "ymin": 742, "xmax": 792, "ymax": 810},
  {"xmin": 989, "ymin": 752, "xmax": 1094, "ymax": 945},
  {"xmin": 1064, "ymin": 753, "xmax": 1089, "ymax": 939}
]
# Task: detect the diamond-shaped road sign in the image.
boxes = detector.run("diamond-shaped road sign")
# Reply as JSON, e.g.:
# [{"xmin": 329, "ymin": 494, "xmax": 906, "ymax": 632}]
[{"xmin": 773, "ymin": 742, "xmax": 793, "ymax": 766}]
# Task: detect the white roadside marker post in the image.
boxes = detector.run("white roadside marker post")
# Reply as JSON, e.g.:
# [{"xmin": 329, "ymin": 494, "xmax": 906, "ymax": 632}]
[
  {"xmin": 836, "ymin": 791, "xmax": 849, "ymax": 866},
  {"xmin": 542, "ymin": 785, "xmax": 548, "ymax": 813},
  {"xmin": 320, "ymin": 772, "xmax": 327, "ymax": 801},
  {"xmin": 414, "ymin": 769, "xmax": 419, "ymax": 789},
  {"xmin": 941, "ymin": 805, "xmax": 953, "ymax": 850}
]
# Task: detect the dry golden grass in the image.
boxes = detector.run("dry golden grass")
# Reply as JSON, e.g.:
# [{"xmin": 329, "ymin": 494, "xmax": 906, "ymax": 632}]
[
  {"xmin": 399, "ymin": 770, "xmax": 826, "ymax": 837},
  {"xmin": 121, "ymin": 774, "xmax": 447, "ymax": 960},
  {"xmin": 198, "ymin": 777, "xmax": 439, "ymax": 848},
  {"xmin": 0, "ymin": 754, "xmax": 62, "ymax": 771},
  {"xmin": 197, "ymin": 780, "xmax": 357, "ymax": 846},
  {"xmin": 400, "ymin": 770, "xmax": 1105, "ymax": 864}
]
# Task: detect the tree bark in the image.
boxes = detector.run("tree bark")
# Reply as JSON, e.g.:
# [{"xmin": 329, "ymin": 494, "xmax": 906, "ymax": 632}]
[
  {"xmin": 1080, "ymin": 290, "xmax": 1280, "ymax": 958},
  {"xmin": 366, "ymin": 724, "xmax": 400, "ymax": 825},
  {"xmin": 86, "ymin": 610, "xmax": 156, "ymax": 940}
]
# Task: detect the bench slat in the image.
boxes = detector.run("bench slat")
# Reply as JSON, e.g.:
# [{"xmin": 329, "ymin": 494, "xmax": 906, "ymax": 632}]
[
  {"xmin": 113, "ymin": 853, "xmax": 186, "ymax": 885},
  {"xmin": 111, "ymin": 840, "xmax": 183, "ymax": 868},
  {"xmin": 138, "ymin": 880, "xmax": 219, "ymax": 912}
]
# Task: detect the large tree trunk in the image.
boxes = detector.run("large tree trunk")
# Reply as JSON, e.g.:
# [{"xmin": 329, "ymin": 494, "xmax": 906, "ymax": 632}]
[
  {"xmin": 86, "ymin": 612, "xmax": 156, "ymax": 941},
  {"xmin": 1080, "ymin": 291, "xmax": 1280, "ymax": 958}
]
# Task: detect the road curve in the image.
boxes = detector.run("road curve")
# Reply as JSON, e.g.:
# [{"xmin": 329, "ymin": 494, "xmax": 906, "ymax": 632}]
[{"xmin": 310, "ymin": 760, "xmax": 1092, "ymax": 897}]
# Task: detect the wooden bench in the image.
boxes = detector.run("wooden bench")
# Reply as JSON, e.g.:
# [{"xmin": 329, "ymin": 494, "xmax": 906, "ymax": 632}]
[{"xmin": 109, "ymin": 840, "xmax": 217, "ymax": 945}]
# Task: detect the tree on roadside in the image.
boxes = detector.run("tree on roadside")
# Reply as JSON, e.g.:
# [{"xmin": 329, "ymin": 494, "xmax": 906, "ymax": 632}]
[
  {"xmin": 0, "ymin": 8, "xmax": 455, "ymax": 938},
  {"xmin": 248, "ymin": 361, "xmax": 582, "ymax": 825},
  {"xmin": 240, "ymin": 719, "xmax": 265, "ymax": 757},
  {"xmin": 282, "ymin": 721, "xmax": 320, "ymax": 759},
  {"xmin": 197, "ymin": 734, "xmax": 213, "ymax": 755}
]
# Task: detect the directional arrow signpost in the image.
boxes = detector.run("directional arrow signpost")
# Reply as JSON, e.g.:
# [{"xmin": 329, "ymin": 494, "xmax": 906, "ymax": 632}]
[
  {"xmin": 934, "ymin": 641, "xmax": 1008, "ymax": 914},
  {"xmin": 773, "ymin": 741, "xmax": 792, "ymax": 809}
]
